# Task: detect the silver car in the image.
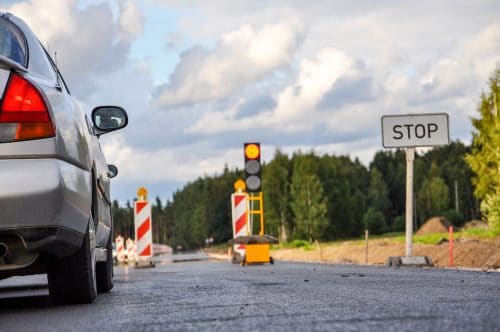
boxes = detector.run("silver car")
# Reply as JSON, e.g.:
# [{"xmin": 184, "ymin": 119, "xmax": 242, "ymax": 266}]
[{"xmin": 0, "ymin": 12, "xmax": 127, "ymax": 304}]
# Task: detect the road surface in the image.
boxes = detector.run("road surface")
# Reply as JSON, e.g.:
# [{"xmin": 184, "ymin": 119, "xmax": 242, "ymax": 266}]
[{"xmin": 0, "ymin": 258, "xmax": 499, "ymax": 331}]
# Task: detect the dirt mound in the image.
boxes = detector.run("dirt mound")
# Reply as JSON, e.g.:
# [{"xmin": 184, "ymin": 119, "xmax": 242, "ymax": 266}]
[
  {"xmin": 416, "ymin": 217, "xmax": 451, "ymax": 235},
  {"xmin": 462, "ymin": 220, "xmax": 490, "ymax": 230}
]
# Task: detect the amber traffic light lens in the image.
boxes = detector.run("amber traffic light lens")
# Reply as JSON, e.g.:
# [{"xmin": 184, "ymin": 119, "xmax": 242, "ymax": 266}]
[{"xmin": 244, "ymin": 143, "xmax": 260, "ymax": 159}]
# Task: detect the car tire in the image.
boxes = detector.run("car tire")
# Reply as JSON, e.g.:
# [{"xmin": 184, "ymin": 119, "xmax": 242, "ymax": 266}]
[
  {"xmin": 47, "ymin": 218, "xmax": 97, "ymax": 304},
  {"xmin": 96, "ymin": 233, "xmax": 114, "ymax": 293}
]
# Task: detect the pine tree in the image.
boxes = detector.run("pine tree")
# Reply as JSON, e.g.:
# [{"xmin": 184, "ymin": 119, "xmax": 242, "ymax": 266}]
[
  {"xmin": 465, "ymin": 69, "xmax": 500, "ymax": 230},
  {"xmin": 290, "ymin": 154, "xmax": 328, "ymax": 241},
  {"xmin": 263, "ymin": 149, "xmax": 292, "ymax": 242},
  {"xmin": 362, "ymin": 168, "xmax": 391, "ymax": 233},
  {"xmin": 417, "ymin": 162, "xmax": 450, "ymax": 221}
]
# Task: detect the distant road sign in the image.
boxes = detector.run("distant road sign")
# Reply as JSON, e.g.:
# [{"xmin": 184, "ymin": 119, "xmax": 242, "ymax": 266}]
[{"xmin": 381, "ymin": 113, "xmax": 449, "ymax": 148}]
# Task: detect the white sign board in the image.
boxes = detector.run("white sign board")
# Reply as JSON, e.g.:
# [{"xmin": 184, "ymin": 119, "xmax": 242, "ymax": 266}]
[{"xmin": 381, "ymin": 113, "xmax": 449, "ymax": 148}]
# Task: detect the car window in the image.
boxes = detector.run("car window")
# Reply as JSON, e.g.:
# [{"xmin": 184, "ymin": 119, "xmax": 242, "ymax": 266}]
[
  {"xmin": 27, "ymin": 39, "xmax": 57, "ymax": 81},
  {"xmin": 0, "ymin": 17, "xmax": 27, "ymax": 66}
]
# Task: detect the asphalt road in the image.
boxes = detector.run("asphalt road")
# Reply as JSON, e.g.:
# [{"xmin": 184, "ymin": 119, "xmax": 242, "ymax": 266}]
[{"xmin": 0, "ymin": 258, "xmax": 499, "ymax": 331}]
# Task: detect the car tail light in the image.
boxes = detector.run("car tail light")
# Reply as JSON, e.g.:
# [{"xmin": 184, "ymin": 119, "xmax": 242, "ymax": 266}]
[{"xmin": 0, "ymin": 72, "xmax": 55, "ymax": 142}]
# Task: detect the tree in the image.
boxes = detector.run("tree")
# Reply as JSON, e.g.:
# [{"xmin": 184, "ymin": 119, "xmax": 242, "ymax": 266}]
[
  {"xmin": 263, "ymin": 149, "xmax": 293, "ymax": 242},
  {"xmin": 370, "ymin": 150, "xmax": 405, "ymax": 223},
  {"xmin": 152, "ymin": 196, "xmax": 165, "ymax": 244},
  {"xmin": 362, "ymin": 168, "xmax": 391, "ymax": 233},
  {"xmin": 466, "ymin": 69, "xmax": 500, "ymax": 230},
  {"xmin": 317, "ymin": 155, "xmax": 368, "ymax": 239},
  {"xmin": 417, "ymin": 162, "xmax": 450, "ymax": 221},
  {"xmin": 290, "ymin": 153, "xmax": 328, "ymax": 241},
  {"xmin": 367, "ymin": 168, "xmax": 391, "ymax": 215},
  {"xmin": 363, "ymin": 208, "xmax": 386, "ymax": 234}
]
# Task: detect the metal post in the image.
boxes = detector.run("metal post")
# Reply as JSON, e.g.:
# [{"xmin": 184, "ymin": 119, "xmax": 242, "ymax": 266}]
[
  {"xmin": 449, "ymin": 225, "xmax": 454, "ymax": 267},
  {"xmin": 454, "ymin": 180, "xmax": 459, "ymax": 211},
  {"xmin": 259, "ymin": 192, "xmax": 264, "ymax": 236},
  {"xmin": 364, "ymin": 230, "xmax": 369, "ymax": 264},
  {"xmin": 405, "ymin": 148, "xmax": 415, "ymax": 257}
]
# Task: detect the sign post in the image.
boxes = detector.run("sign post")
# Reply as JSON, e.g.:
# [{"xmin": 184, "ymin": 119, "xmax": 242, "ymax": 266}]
[
  {"xmin": 382, "ymin": 113, "xmax": 449, "ymax": 265},
  {"xmin": 405, "ymin": 147, "xmax": 414, "ymax": 257}
]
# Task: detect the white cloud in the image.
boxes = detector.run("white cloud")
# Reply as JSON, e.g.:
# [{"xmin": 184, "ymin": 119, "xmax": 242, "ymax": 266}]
[
  {"xmin": 270, "ymin": 48, "xmax": 356, "ymax": 128},
  {"xmin": 2, "ymin": 0, "xmax": 77, "ymax": 42},
  {"xmin": 4, "ymin": 0, "xmax": 499, "ymax": 202},
  {"xmin": 155, "ymin": 19, "xmax": 305, "ymax": 108},
  {"xmin": 1, "ymin": 0, "xmax": 145, "ymax": 98},
  {"xmin": 102, "ymin": 135, "xmax": 242, "ymax": 183},
  {"xmin": 187, "ymin": 47, "xmax": 358, "ymax": 134},
  {"xmin": 119, "ymin": 0, "xmax": 144, "ymax": 39}
]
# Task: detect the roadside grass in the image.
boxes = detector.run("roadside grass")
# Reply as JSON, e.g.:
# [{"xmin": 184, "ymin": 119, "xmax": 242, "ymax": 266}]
[
  {"xmin": 206, "ymin": 243, "xmax": 228, "ymax": 253},
  {"xmin": 461, "ymin": 228, "xmax": 500, "ymax": 238},
  {"xmin": 270, "ymin": 227, "xmax": 500, "ymax": 250}
]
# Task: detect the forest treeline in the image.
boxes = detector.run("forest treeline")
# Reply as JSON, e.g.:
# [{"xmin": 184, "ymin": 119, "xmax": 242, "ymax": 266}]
[
  {"xmin": 112, "ymin": 69, "xmax": 498, "ymax": 249},
  {"xmin": 112, "ymin": 141, "xmax": 480, "ymax": 249}
]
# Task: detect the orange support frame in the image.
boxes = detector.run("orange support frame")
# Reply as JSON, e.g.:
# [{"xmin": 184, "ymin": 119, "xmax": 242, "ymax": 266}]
[{"xmin": 248, "ymin": 192, "xmax": 264, "ymax": 235}]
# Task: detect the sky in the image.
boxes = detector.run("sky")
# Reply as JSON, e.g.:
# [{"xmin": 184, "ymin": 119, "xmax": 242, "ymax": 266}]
[{"xmin": 1, "ymin": 0, "xmax": 499, "ymax": 204}]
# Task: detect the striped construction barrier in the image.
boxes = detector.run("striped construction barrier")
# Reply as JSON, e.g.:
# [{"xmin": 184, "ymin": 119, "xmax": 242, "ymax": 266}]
[
  {"xmin": 134, "ymin": 200, "xmax": 153, "ymax": 259},
  {"xmin": 231, "ymin": 193, "xmax": 248, "ymax": 258},
  {"xmin": 116, "ymin": 235, "xmax": 125, "ymax": 263}
]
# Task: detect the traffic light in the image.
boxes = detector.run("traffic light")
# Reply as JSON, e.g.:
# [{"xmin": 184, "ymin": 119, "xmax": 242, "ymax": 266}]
[{"xmin": 244, "ymin": 142, "xmax": 261, "ymax": 192}]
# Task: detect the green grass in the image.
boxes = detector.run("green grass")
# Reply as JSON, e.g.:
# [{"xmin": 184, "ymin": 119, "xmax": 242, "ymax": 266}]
[
  {"xmin": 461, "ymin": 228, "xmax": 500, "ymax": 238},
  {"xmin": 413, "ymin": 233, "xmax": 449, "ymax": 245},
  {"xmin": 205, "ymin": 243, "xmax": 228, "ymax": 253},
  {"xmin": 269, "ymin": 227, "xmax": 499, "ymax": 249},
  {"xmin": 224, "ymin": 227, "xmax": 499, "ymax": 252},
  {"xmin": 272, "ymin": 239, "xmax": 316, "ymax": 251}
]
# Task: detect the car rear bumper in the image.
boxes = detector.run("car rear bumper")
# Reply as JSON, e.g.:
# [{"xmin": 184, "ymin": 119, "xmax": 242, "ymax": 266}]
[{"xmin": 0, "ymin": 158, "xmax": 91, "ymax": 257}]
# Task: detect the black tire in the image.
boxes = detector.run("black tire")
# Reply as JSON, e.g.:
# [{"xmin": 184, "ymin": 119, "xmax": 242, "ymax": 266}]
[
  {"xmin": 96, "ymin": 233, "xmax": 113, "ymax": 293},
  {"xmin": 47, "ymin": 219, "xmax": 97, "ymax": 304}
]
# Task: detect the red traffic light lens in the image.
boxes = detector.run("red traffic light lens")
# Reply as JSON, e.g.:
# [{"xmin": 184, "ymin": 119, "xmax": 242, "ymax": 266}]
[{"xmin": 244, "ymin": 143, "xmax": 260, "ymax": 159}]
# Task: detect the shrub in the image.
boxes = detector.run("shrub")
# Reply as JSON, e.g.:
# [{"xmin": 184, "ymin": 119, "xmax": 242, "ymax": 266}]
[
  {"xmin": 363, "ymin": 207, "xmax": 387, "ymax": 234},
  {"xmin": 442, "ymin": 209, "xmax": 466, "ymax": 227}
]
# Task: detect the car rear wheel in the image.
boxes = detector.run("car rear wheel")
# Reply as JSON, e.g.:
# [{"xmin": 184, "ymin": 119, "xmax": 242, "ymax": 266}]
[
  {"xmin": 96, "ymin": 232, "xmax": 113, "ymax": 293},
  {"xmin": 47, "ymin": 218, "xmax": 97, "ymax": 304}
]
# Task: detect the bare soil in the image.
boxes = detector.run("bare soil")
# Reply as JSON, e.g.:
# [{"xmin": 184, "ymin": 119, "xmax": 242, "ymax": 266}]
[
  {"xmin": 416, "ymin": 217, "xmax": 451, "ymax": 235},
  {"xmin": 270, "ymin": 236, "xmax": 500, "ymax": 270}
]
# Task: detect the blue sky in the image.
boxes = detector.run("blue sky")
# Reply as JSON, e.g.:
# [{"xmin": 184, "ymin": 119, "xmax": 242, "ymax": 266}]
[{"xmin": 1, "ymin": 0, "xmax": 499, "ymax": 204}]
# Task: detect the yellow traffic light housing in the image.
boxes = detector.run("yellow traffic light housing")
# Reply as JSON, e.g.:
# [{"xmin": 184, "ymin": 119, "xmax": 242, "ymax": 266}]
[{"xmin": 244, "ymin": 143, "xmax": 261, "ymax": 192}]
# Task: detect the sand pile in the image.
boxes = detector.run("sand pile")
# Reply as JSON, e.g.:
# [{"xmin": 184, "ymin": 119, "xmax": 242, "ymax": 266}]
[{"xmin": 416, "ymin": 217, "xmax": 452, "ymax": 235}]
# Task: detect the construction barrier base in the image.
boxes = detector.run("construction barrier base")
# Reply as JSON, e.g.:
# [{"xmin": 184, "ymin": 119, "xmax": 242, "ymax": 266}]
[
  {"xmin": 228, "ymin": 235, "xmax": 278, "ymax": 266},
  {"xmin": 134, "ymin": 260, "xmax": 156, "ymax": 269},
  {"xmin": 243, "ymin": 244, "xmax": 273, "ymax": 265},
  {"xmin": 386, "ymin": 256, "xmax": 433, "ymax": 267},
  {"xmin": 231, "ymin": 251, "xmax": 244, "ymax": 264}
]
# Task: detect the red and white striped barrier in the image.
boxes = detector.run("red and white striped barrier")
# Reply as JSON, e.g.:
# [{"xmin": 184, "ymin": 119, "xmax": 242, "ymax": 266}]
[
  {"xmin": 134, "ymin": 200, "xmax": 153, "ymax": 259},
  {"xmin": 116, "ymin": 235, "xmax": 125, "ymax": 263},
  {"xmin": 125, "ymin": 237, "xmax": 137, "ymax": 262},
  {"xmin": 231, "ymin": 193, "xmax": 248, "ymax": 257}
]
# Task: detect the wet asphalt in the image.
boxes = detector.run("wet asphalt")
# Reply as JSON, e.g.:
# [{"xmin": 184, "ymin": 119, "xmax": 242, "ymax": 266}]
[{"xmin": 0, "ymin": 259, "xmax": 499, "ymax": 331}]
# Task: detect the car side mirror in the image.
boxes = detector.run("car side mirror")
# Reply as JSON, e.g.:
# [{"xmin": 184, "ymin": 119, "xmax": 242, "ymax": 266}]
[
  {"xmin": 108, "ymin": 164, "xmax": 118, "ymax": 178},
  {"xmin": 92, "ymin": 106, "xmax": 128, "ymax": 136}
]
